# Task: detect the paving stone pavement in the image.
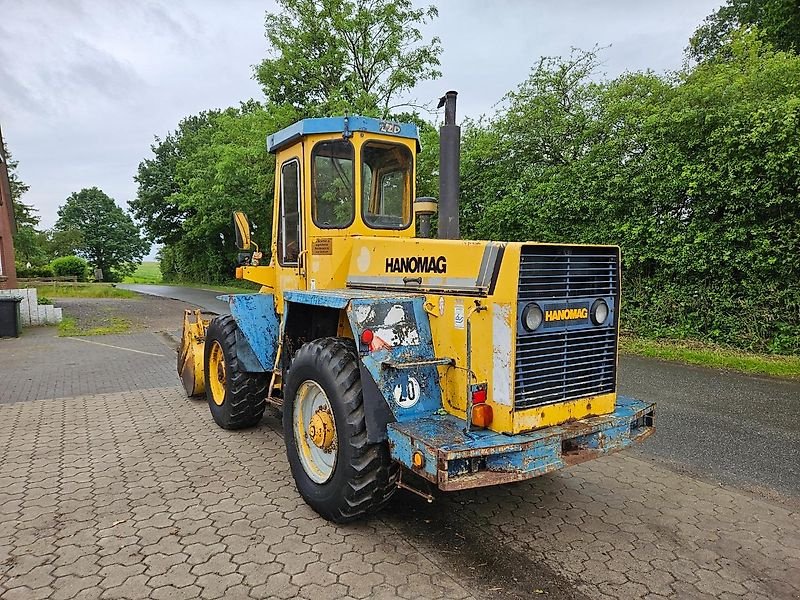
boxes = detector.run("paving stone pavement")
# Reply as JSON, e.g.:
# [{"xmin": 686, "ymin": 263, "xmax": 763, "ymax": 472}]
[
  {"xmin": 1, "ymin": 329, "xmax": 798, "ymax": 599},
  {"xmin": 0, "ymin": 329, "xmax": 177, "ymax": 404},
  {"xmin": 411, "ymin": 455, "xmax": 800, "ymax": 600},
  {"xmin": 0, "ymin": 382, "xmax": 797, "ymax": 599},
  {"xmin": 0, "ymin": 387, "xmax": 479, "ymax": 600}
]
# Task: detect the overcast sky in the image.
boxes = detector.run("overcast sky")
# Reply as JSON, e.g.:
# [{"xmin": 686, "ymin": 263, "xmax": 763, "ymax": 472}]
[{"xmin": 1, "ymin": 0, "xmax": 721, "ymax": 238}]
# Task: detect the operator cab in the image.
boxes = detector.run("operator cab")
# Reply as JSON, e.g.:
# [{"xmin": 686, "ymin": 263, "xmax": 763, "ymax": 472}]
[
  {"xmin": 267, "ymin": 117, "xmax": 421, "ymax": 262},
  {"xmin": 233, "ymin": 116, "xmax": 428, "ymax": 298}
]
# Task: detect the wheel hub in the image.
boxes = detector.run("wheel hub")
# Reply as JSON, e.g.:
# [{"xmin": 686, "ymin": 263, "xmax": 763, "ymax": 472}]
[
  {"xmin": 294, "ymin": 379, "xmax": 338, "ymax": 484},
  {"xmin": 208, "ymin": 340, "xmax": 227, "ymax": 406},
  {"xmin": 308, "ymin": 408, "xmax": 335, "ymax": 452}
]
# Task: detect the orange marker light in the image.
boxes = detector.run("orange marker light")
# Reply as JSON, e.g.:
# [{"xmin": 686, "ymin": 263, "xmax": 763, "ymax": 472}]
[
  {"xmin": 471, "ymin": 403, "xmax": 493, "ymax": 428},
  {"xmin": 412, "ymin": 451, "xmax": 425, "ymax": 469}
]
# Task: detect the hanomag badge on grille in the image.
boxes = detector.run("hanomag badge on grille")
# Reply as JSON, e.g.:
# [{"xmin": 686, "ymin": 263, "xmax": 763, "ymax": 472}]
[{"xmin": 541, "ymin": 302, "xmax": 591, "ymax": 329}]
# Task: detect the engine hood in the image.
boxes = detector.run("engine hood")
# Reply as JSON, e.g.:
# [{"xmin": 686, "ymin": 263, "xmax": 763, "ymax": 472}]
[{"xmin": 346, "ymin": 237, "xmax": 506, "ymax": 296}]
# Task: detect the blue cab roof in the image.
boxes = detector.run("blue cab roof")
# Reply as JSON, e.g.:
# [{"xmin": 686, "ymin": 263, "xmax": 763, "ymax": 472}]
[{"xmin": 267, "ymin": 116, "xmax": 420, "ymax": 154}]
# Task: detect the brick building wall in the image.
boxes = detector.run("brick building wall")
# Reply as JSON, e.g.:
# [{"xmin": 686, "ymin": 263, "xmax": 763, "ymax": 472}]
[{"xmin": 0, "ymin": 124, "xmax": 18, "ymax": 290}]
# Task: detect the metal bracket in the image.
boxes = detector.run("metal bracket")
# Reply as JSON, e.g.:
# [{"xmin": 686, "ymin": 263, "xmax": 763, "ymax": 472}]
[
  {"xmin": 396, "ymin": 471, "xmax": 434, "ymax": 503},
  {"xmin": 380, "ymin": 357, "xmax": 454, "ymax": 369}
]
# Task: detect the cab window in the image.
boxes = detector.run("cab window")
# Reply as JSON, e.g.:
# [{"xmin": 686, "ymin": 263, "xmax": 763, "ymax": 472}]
[
  {"xmin": 312, "ymin": 140, "xmax": 355, "ymax": 228},
  {"xmin": 361, "ymin": 142, "xmax": 413, "ymax": 229},
  {"xmin": 279, "ymin": 159, "xmax": 301, "ymax": 265}
]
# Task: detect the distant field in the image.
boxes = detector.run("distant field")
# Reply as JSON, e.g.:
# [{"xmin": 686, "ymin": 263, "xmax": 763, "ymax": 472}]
[{"xmin": 123, "ymin": 261, "xmax": 162, "ymax": 284}]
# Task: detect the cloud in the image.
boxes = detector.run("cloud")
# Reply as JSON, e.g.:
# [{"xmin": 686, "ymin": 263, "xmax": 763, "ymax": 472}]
[
  {"xmin": 0, "ymin": 3, "xmax": 145, "ymax": 121},
  {"xmin": 0, "ymin": 0, "xmax": 719, "ymax": 241}
]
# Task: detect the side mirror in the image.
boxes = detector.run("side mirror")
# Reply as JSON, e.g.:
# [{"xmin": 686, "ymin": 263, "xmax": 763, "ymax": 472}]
[{"xmin": 233, "ymin": 211, "xmax": 251, "ymax": 251}]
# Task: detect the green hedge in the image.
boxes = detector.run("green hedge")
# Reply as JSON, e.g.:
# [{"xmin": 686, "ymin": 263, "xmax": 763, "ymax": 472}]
[
  {"xmin": 16, "ymin": 265, "xmax": 55, "ymax": 278},
  {"xmin": 459, "ymin": 37, "xmax": 800, "ymax": 354},
  {"xmin": 51, "ymin": 256, "xmax": 89, "ymax": 281}
]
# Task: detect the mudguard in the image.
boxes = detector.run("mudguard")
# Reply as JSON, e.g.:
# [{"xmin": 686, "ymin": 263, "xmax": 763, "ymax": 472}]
[
  {"xmin": 346, "ymin": 296, "xmax": 445, "ymax": 423},
  {"xmin": 359, "ymin": 362, "xmax": 396, "ymax": 443},
  {"xmin": 282, "ymin": 289, "xmax": 446, "ymax": 442},
  {"xmin": 221, "ymin": 294, "xmax": 280, "ymax": 372}
]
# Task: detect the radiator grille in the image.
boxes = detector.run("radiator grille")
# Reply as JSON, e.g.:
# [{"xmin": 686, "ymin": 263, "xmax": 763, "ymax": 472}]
[
  {"xmin": 518, "ymin": 248, "xmax": 618, "ymax": 301},
  {"xmin": 514, "ymin": 246, "xmax": 619, "ymax": 411}
]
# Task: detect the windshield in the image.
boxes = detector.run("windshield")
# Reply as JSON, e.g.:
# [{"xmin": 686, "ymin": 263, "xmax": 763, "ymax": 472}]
[
  {"xmin": 361, "ymin": 141, "xmax": 413, "ymax": 229},
  {"xmin": 312, "ymin": 140, "xmax": 355, "ymax": 228}
]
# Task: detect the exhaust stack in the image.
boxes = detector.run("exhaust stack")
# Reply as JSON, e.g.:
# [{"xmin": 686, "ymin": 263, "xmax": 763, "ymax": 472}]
[{"xmin": 438, "ymin": 91, "xmax": 460, "ymax": 240}]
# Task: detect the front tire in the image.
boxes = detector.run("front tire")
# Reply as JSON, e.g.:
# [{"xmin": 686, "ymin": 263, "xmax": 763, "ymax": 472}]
[
  {"xmin": 283, "ymin": 337, "xmax": 397, "ymax": 523},
  {"xmin": 204, "ymin": 315, "xmax": 268, "ymax": 430}
]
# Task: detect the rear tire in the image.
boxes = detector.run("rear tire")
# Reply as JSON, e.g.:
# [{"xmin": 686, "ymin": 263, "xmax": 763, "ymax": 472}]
[
  {"xmin": 283, "ymin": 337, "xmax": 397, "ymax": 523},
  {"xmin": 204, "ymin": 315, "xmax": 268, "ymax": 430}
]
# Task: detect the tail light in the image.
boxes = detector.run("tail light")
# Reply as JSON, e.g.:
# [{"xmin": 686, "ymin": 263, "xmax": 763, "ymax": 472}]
[
  {"xmin": 471, "ymin": 387, "xmax": 487, "ymax": 404},
  {"xmin": 470, "ymin": 384, "xmax": 492, "ymax": 427},
  {"xmin": 472, "ymin": 404, "xmax": 493, "ymax": 427}
]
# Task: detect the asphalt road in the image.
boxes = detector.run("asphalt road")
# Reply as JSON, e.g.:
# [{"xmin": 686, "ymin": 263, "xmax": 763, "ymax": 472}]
[
  {"xmin": 622, "ymin": 356, "xmax": 799, "ymax": 498},
  {"xmin": 125, "ymin": 284, "xmax": 800, "ymax": 499},
  {"xmin": 119, "ymin": 283, "xmax": 231, "ymax": 314}
]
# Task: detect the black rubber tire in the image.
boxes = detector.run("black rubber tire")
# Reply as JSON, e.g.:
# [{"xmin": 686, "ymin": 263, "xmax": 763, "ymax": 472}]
[
  {"xmin": 283, "ymin": 337, "xmax": 397, "ymax": 523},
  {"xmin": 204, "ymin": 314, "xmax": 268, "ymax": 430}
]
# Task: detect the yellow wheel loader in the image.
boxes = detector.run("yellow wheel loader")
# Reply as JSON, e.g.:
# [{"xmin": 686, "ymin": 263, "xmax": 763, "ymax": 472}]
[{"xmin": 178, "ymin": 92, "xmax": 655, "ymax": 523}]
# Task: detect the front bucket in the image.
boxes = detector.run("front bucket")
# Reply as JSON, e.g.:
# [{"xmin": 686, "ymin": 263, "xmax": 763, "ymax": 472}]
[{"xmin": 178, "ymin": 309, "xmax": 211, "ymax": 397}]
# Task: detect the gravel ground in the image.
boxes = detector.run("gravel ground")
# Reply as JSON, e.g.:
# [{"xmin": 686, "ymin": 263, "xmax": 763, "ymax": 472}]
[{"xmin": 55, "ymin": 295, "xmax": 202, "ymax": 334}]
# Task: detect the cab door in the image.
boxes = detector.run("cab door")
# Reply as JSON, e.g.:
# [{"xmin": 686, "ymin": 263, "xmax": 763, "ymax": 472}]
[{"xmin": 274, "ymin": 147, "xmax": 307, "ymax": 304}]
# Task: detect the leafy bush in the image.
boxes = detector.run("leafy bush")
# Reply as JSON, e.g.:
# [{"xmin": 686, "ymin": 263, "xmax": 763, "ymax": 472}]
[
  {"xmin": 101, "ymin": 269, "xmax": 124, "ymax": 283},
  {"xmin": 16, "ymin": 265, "xmax": 55, "ymax": 278},
  {"xmin": 460, "ymin": 37, "xmax": 800, "ymax": 353},
  {"xmin": 50, "ymin": 256, "xmax": 89, "ymax": 281}
]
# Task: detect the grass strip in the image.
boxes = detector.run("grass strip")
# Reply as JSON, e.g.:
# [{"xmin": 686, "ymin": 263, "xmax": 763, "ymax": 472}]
[
  {"xmin": 28, "ymin": 283, "xmax": 137, "ymax": 299},
  {"xmin": 620, "ymin": 337, "xmax": 800, "ymax": 378},
  {"xmin": 58, "ymin": 316, "xmax": 132, "ymax": 336},
  {"xmin": 122, "ymin": 261, "xmax": 162, "ymax": 284}
]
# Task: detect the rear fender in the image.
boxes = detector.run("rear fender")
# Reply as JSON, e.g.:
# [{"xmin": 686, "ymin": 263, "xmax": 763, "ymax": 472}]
[
  {"xmin": 282, "ymin": 291, "xmax": 444, "ymax": 443},
  {"xmin": 222, "ymin": 294, "xmax": 280, "ymax": 372},
  {"xmin": 346, "ymin": 297, "xmax": 444, "ymax": 424}
]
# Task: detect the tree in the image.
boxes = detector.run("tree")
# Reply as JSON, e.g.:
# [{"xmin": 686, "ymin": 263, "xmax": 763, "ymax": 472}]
[
  {"xmin": 689, "ymin": 0, "xmax": 800, "ymax": 62},
  {"xmin": 135, "ymin": 0, "xmax": 442, "ymax": 283},
  {"xmin": 458, "ymin": 38, "xmax": 800, "ymax": 353},
  {"xmin": 2, "ymin": 143, "xmax": 33, "ymax": 224},
  {"xmin": 44, "ymin": 228, "xmax": 84, "ymax": 260},
  {"xmin": 55, "ymin": 187, "xmax": 149, "ymax": 281},
  {"xmin": 459, "ymin": 48, "xmax": 617, "ymax": 241},
  {"xmin": 2, "ymin": 142, "xmax": 49, "ymax": 266},
  {"xmin": 131, "ymin": 111, "xmax": 228, "ymax": 246},
  {"xmin": 254, "ymin": 0, "xmax": 441, "ymax": 116},
  {"xmin": 132, "ymin": 102, "xmax": 293, "ymax": 283},
  {"xmin": 130, "ymin": 131, "xmax": 185, "ymax": 246},
  {"xmin": 12, "ymin": 227, "xmax": 49, "ymax": 267}
]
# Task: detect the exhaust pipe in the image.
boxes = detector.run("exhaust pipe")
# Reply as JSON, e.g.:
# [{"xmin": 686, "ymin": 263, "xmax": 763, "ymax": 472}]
[{"xmin": 438, "ymin": 91, "xmax": 460, "ymax": 240}]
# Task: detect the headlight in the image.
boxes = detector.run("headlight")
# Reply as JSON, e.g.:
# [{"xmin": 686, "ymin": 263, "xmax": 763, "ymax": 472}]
[
  {"xmin": 522, "ymin": 303, "xmax": 543, "ymax": 331},
  {"xmin": 590, "ymin": 299, "xmax": 609, "ymax": 325}
]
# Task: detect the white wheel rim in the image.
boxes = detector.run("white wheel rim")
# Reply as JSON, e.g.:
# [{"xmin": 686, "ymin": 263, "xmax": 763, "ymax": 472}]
[{"xmin": 293, "ymin": 380, "xmax": 337, "ymax": 484}]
